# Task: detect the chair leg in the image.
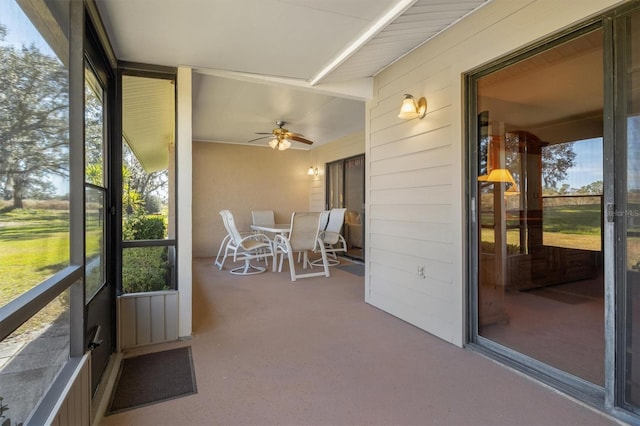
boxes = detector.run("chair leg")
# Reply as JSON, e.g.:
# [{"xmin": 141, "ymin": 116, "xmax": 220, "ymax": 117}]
[
  {"xmin": 288, "ymin": 250, "xmax": 297, "ymax": 281},
  {"xmin": 318, "ymin": 241, "xmax": 331, "ymax": 278},
  {"xmin": 214, "ymin": 234, "xmax": 231, "ymax": 269},
  {"xmin": 310, "ymin": 244, "xmax": 342, "ymax": 267},
  {"xmin": 229, "ymin": 259, "xmax": 266, "ymax": 275}
]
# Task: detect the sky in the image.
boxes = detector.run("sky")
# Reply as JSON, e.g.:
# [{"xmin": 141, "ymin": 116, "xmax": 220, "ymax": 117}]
[
  {"xmin": 556, "ymin": 137, "xmax": 603, "ymax": 190},
  {"xmin": 0, "ymin": 1, "xmax": 55, "ymax": 56}
]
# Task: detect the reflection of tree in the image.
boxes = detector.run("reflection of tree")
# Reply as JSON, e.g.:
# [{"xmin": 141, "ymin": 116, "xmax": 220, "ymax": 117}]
[
  {"xmin": 479, "ymin": 127, "xmax": 576, "ymax": 191},
  {"xmin": 541, "ymin": 142, "xmax": 577, "ymax": 188},
  {"xmin": 543, "ymin": 180, "xmax": 603, "ymax": 196},
  {"xmin": 122, "ymin": 142, "xmax": 168, "ymax": 214},
  {"xmin": 505, "ymin": 132, "xmax": 576, "ymax": 189},
  {"xmin": 577, "ymin": 180, "xmax": 603, "ymax": 195},
  {"xmin": 85, "ymin": 74, "xmax": 103, "ymax": 186},
  {"xmin": 0, "ymin": 25, "xmax": 68, "ymax": 208}
]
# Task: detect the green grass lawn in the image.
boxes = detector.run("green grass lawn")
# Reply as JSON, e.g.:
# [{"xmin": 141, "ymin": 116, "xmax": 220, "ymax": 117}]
[
  {"xmin": 481, "ymin": 203, "xmax": 604, "ymax": 252},
  {"xmin": 0, "ymin": 209, "xmax": 70, "ymax": 305},
  {"xmin": 0, "ymin": 208, "xmax": 72, "ymax": 335},
  {"xmin": 543, "ymin": 204, "xmax": 602, "ymax": 235}
]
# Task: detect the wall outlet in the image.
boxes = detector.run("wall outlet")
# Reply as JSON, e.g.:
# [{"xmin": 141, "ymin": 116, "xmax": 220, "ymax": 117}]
[{"xmin": 417, "ymin": 265, "xmax": 425, "ymax": 279}]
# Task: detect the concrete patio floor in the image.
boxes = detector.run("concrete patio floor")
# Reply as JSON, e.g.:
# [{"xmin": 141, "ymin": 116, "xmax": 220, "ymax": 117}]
[{"xmin": 99, "ymin": 257, "xmax": 624, "ymax": 425}]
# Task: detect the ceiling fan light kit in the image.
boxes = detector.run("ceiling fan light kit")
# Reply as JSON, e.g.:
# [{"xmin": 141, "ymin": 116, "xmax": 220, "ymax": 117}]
[
  {"xmin": 249, "ymin": 120, "xmax": 314, "ymax": 151},
  {"xmin": 279, "ymin": 139, "xmax": 291, "ymax": 150}
]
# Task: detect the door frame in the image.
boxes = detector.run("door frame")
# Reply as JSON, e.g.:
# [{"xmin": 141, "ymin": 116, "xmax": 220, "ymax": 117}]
[
  {"xmin": 325, "ymin": 153, "xmax": 366, "ymax": 261},
  {"xmin": 84, "ymin": 10, "xmax": 116, "ymax": 396}
]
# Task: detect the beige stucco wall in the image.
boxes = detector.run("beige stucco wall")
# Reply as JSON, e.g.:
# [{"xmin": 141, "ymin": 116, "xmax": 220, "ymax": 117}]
[
  {"xmin": 366, "ymin": 0, "xmax": 624, "ymax": 346},
  {"xmin": 192, "ymin": 142, "xmax": 312, "ymax": 257}
]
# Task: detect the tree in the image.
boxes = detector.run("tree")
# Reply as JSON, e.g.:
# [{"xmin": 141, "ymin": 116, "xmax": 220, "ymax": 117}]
[
  {"xmin": 122, "ymin": 141, "xmax": 168, "ymax": 213},
  {"xmin": 0, "ymin": 25, "xmax": 69, "ymax": 208},
  {"xmin": 576, "ymin": 180, "xmax": 603, "ymax": 195},
  {"xmin": 541, "ymin": 142, "xmax": 576, "ymax": 189}
]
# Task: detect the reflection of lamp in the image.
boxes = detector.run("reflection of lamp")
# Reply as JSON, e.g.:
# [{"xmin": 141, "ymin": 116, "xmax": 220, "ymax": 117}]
[
  {"xmin": 307, "ymin": 166, "xmax": 318, "ymax": 176},
  {"xmin": 398, "ymin": 94, "xmax": 427, "ymax": 119},
  {"xmin": 484, "ymin": 168, "xmax": 519, "ymax": 194},
  {"xmin": 505, "ymin": 185, "xmax": 520, "ymax": 195},
  {"xmin": 486, "ymin": 168, "xmax": 515, "ymax": 184}
]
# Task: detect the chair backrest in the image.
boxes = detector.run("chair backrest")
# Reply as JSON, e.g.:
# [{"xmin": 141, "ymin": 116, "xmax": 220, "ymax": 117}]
[
  {"xmin": 326, "ymin": 208, "xmax": 347, "ymax": 234},
  {"xmin": 288, "ymin": 211, "xmax": 322, "ymax": 251},
  {"xmin": 220, "ymin": 210, "xmax": 243, "ymax": 244},
  {"xmin": 319, "ymin": 210, "xmax": 330, "ymax": 231},
  {"xmin": 251, "ymin": 210, "xmax": 275, "ymax": 226}
]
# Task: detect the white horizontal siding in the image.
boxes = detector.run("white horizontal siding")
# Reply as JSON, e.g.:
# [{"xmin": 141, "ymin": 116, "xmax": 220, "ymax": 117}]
[
  {"xmin": 366, "ymin": 0, "xmax": 623, "ymax": 346},
  {"xmin": 369, "ymin": 218, "xmax": 453, "ymax": 244}
]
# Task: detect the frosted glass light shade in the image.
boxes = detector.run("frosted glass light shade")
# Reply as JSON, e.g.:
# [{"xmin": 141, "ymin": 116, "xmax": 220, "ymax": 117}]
[{"xmin": 398, "ymin": 94, "xmax": 427, "ymax": 119}]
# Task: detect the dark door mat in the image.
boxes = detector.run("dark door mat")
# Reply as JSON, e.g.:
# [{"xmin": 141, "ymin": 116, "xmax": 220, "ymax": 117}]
[
  {"xmin": 107, "ymin": 346, "xmax": 197, "ymax": 415},
  {"xmin": 335, "ymin": 263, "xmax": 365, "ymax": 276}
]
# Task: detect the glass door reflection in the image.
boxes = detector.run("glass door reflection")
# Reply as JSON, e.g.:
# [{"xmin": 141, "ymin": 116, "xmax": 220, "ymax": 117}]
[{"xmin": 476, "ymin": 28, "xmax": 605, "ymax": 386}]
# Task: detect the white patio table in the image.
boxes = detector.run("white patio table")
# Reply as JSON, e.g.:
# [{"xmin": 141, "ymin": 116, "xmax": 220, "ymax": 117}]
[{"xmin": 250, "ymin": 224, "xmax": 291, "ymax": 271}]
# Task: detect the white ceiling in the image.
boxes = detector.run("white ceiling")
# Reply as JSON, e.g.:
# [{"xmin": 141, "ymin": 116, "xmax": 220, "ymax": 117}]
[{"xmin": 95, "ymin": 0, "xmax": 489, "ymax": 149}]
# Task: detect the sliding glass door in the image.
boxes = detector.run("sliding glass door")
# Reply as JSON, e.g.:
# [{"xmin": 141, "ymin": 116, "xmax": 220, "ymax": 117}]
[
  {"xmin": 618, "ymin": 6, "xmax": 640, "ymax": 414},
  {"xmin": 469, "ymin": 3, "xmax": 640, "ymax": 418},
  {"xmin": 473, "ymin": 26, "xmax": 605, "ymax": 386},
  {"xmin": 326, "ymin": 154, "xmax": 365, "ymax": 261}
]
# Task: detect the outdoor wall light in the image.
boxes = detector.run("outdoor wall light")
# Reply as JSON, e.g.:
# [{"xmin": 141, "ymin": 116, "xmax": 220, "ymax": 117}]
[
  {"xmin": 307, "ymin": 166, "xmax": 319, "ymax": 176},
  {"xmin": 398, "ymin": 94, "xmax": 427, "ymax": 119}
]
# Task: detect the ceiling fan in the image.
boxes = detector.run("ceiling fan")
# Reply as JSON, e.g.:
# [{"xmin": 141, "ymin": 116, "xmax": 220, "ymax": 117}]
[{"xmin": 248, "ymin": 120, "xmax": 314, "ymax": 150}]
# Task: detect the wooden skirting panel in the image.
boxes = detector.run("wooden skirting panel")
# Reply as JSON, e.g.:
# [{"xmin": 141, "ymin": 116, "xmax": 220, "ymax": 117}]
[{"xmin": 118, "ymin": 291, "xmax": 179, "ymax": 350}]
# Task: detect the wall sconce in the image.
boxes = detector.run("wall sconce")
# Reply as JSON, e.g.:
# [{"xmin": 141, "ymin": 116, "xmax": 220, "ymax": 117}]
[
  {"xmin": 307, "ymin": 166, "xmax": 318, "ymax": 176},
  {"xmin": 398, "ymin": 94, "xmax": 427, "ymax": 120}
]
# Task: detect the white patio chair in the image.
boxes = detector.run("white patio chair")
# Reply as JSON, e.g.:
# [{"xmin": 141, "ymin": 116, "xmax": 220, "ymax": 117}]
[
  {"xmin": 297, "ymin": 210, "xmax": 329, "ymax": 266},
  {"xmin": 251, "ymin": 209, "xmax": 277, "ymax": 249},
  {"xmin": 312, "ymin": 208, "xmax": 347, "ymax": 266},
  {"xmin": 274, "ymin": 211, "xmax": 330, "ymax": 281},
  {"xmin": 251, "ymin": 210, "xmax": 275, "ymax": 227},
  {"xmin": 217, "ymin": 210, "xmax": 273, "ymax": 275},
  {"xmin": 214, "ymin": 232, "xmax": 232, "ymax": 269},
  {"xmin": 214, "ymin": 209, "xmax": 234, "ymax": 269}
]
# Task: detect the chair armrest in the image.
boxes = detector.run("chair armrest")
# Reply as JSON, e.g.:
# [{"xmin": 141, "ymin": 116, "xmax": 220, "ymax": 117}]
[{"xmin": 239, "ymin": 232, "xmax": 271, "ymax": 245}]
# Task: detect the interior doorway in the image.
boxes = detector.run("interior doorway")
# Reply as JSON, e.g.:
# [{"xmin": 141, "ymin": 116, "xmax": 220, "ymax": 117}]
[{"xmin": 326, "ymin": 154, "xmax": 365, "ymax": 261}]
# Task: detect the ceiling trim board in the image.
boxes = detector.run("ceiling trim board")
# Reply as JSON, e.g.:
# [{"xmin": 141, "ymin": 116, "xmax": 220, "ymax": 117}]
[
  {"xmin": 193, "ymin": 67, "xmax": 373, "ymax": 100},
  {"xmin": 309, "ymin": 0, "xmax": 418, "ymax": 86}
]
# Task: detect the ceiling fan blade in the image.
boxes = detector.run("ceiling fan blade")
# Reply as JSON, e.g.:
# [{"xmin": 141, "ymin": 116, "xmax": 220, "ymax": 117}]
[
  {"xmin": 247, "ymin": 135, "xmax": 270, "ymax": 143},
  {"xmin": 254, "ymin": 132, "xmax": 273, "ymax": 135},
  {"xmin": 289, "ymin": 135, "xmax": 314, "ymax": 145},
  {"xmin": 286, "ymin": 131, "xmax": 305, "ymax": 138}
]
